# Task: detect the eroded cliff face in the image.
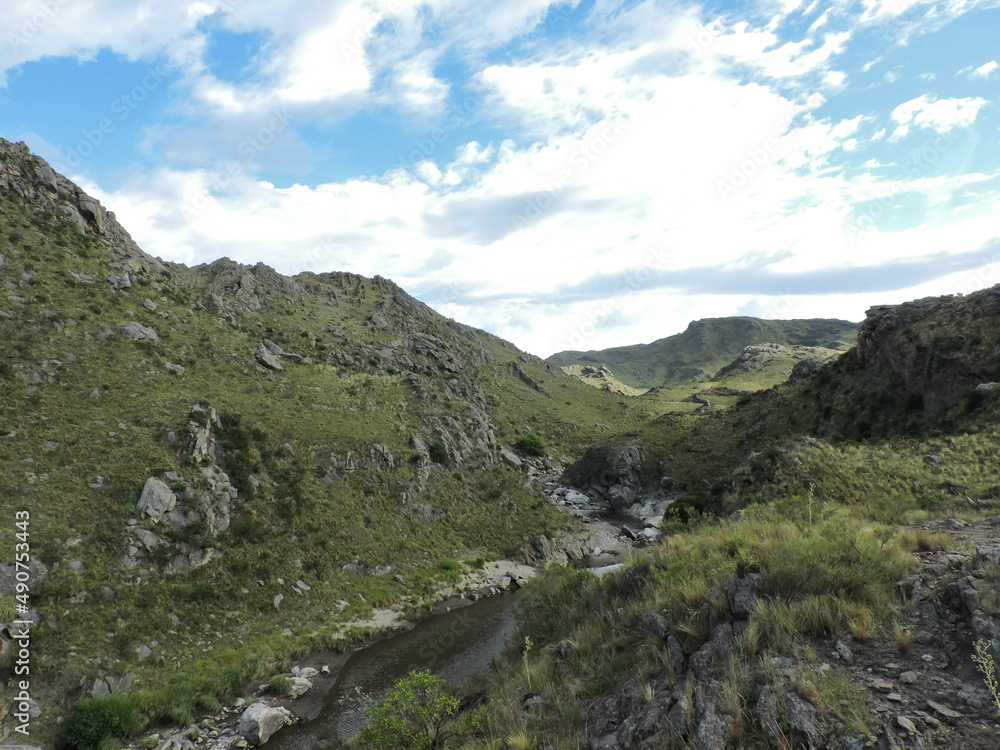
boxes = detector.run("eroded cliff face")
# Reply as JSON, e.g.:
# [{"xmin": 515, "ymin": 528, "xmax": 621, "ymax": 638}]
[{"xmin": 856, "ymin": 288, "xmax": 1000, "ymax": 415}]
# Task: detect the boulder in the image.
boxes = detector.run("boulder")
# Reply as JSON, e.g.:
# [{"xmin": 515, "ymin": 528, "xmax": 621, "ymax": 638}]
[
  {"xmin": 256, "ymin": 344, "xmax": 283, "ymax": 371},
  {"xmin": 120, "ymin": 321, "xmax": 158, "ymax": 341},
  {"xmin": 239, "ymin": 703, "xmax": 291, "ymax": 745},
  {"xmin": 137, "ymin": 478, "xmax": 177, "ymax": 522},
  {"xmin": 500, "ymin": 446, "xmax": 522, "ymax": 468},
  {"xmin": 287, "ymin": 676, "xmax": 312, "ymax": 698}
]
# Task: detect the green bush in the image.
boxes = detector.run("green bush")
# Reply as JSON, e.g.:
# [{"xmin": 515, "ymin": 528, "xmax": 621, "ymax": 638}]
[
  {"xmin": 514, "ymin": 432, "xmax": 546, "ymax": 457},
  {"xmin": 61, "ymin": 695, "xmax": 148, "ymax": 750},
  {"xmin": 359, "ymin": 670, "xmax": 460, "ymax": 750},
  {"xmin": 428, "ymin": 441, "xmax": 449, "ymax": 465}
]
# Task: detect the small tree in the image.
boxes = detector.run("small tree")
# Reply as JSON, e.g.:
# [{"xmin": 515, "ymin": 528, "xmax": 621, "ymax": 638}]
[
  {"xmin": 514, "ymin": 432, "xmax": 545, "ymax": 457},
  {"xmin": 428, "ymin": 441, "xmax": 449, "ymax": 465},
  {"xmin": 360, "ymin": 670, "xmax": 460, "ymax": 749}
]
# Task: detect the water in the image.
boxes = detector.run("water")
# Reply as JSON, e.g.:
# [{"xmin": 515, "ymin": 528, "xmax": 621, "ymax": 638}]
[
  {"xmin": 271, "ymin": 592, "xmax": 517, "ymax": 748},
  {"xmin": 574, "ymin": 507, "xmax": 646, "ymax": 534}
]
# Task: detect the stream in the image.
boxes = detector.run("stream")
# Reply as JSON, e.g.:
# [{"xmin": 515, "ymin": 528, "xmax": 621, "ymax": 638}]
[
  {"xmin": 270, "ymin": 562, "xmax": 623, "ymax": 748},
  {"xmin": 270, "ymin": 592, "xmax": 519, "ymax": 748}
]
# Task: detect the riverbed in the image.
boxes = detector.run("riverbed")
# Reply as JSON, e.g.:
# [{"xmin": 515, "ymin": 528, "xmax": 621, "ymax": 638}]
[{"xmin": 270, "ymin": 591, "xmax": 518, "ymax": 748}]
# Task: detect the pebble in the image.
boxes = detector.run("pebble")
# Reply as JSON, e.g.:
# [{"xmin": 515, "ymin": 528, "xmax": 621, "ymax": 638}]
[{"xmin": 900, "ymin": 671, "xmax": 917, "ymax": 684}]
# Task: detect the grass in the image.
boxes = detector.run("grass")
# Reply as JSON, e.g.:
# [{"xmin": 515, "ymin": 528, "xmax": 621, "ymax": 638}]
[{"xmin": 460, "ymin": 503, "xmax": 914, "ymax": 749}]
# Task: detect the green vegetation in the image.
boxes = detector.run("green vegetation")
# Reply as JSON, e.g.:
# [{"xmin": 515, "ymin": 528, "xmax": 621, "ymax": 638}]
[
  {"xmin": 514, "ymin": 432, "xmax": 546, "ymax": 457},
  {"xmin": 60, "ymin": 695, "xmax": 148, "ymax": 750},
  {"xmin": 453, "ymin": 504, "xmax": 913, "ymax": 747},
  {"xmin": 359, "ymin": 670, "xmax": 462, "ymax": 750},
  {"xmin": 266, "ymin": 675, "xmax": 292, "ymax": 695}
]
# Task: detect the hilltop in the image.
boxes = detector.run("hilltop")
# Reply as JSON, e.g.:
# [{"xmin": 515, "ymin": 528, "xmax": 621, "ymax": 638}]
[{"xmin": 547, "ymin": 316, "xmax": 858, "ymax": 388}]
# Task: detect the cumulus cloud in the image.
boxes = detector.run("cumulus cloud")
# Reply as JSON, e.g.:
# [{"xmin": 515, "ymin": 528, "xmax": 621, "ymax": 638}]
[
  {"xmin": 890, "ymin": 94, "xmax": 989, "ymax": 140},
  {"xmin": 8, "ymin": 0, "xmax": 1000, "ymax": 356}
]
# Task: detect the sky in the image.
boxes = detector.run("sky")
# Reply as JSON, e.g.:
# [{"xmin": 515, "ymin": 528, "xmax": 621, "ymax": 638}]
[{"xmin": 2, "ymin": 0, "xmax": 1000, "ymax": 357}]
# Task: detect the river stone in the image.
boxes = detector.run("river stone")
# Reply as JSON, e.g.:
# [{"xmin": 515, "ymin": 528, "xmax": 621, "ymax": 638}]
[
  {"xmin": 239, "ymin": 704, "xmax": 291, "ymax": 745},
  {"xmin": 287, "ymin": 676, "xmax": 312, "ymax": 698},
  {"xmin": 137, "ymin": 477, "xmax": 177, "ymax": 522}
]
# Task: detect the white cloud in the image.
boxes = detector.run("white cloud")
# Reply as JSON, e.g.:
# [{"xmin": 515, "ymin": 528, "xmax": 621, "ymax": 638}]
[
  {"xmin": 971, "ymin": 60, "xmax": 999, "ymax": 77},
  {"xmin": 10, "ymin": 0, "xmax": 1000, "ymax": 356},
  {"xmin": 890, "ymin": 94, "xmax": 989, "ymax": 139}
]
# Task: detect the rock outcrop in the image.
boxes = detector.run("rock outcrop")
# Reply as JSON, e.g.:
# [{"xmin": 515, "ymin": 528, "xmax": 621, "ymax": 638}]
[{"xmin": 856, "ymin": 289, "xmax": 1000, "ymax": 414}]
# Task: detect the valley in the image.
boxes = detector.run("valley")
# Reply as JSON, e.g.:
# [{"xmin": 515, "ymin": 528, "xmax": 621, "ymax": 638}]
[{"xmin": 2, "ymin": 137, "xmax": 1000, "ymax": 750}]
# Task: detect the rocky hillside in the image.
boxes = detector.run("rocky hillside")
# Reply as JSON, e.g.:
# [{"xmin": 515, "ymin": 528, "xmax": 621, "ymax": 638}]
[
  {"xmin": 547, "ymin": 317, "xmax": 858, "ymax": 388},
  {"xmin": 0, "ymin": 138, "xmax": 670, "ymax": 742},
  {"xmin": 467, "ymin": 290, "xmax": 1000, "ymax": 750}
]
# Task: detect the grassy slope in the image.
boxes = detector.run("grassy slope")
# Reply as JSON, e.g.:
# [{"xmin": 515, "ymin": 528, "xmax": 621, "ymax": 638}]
[
  {"xmin": 0, "ymin": 143, "xmax": 678, "ymax": 740},
  {"xmin": 547, "ymin": 317, "xmax": 858, "ymax": 388}
]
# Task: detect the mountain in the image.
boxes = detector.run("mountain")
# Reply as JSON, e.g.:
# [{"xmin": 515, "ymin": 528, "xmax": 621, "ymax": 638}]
[
  {"xmin": 0, "ymin": 138, "xmax": 670, "ymax": 739},
  {"xmin": 547, "ymin": 316, "xmax": 859, "ymax": 387}
]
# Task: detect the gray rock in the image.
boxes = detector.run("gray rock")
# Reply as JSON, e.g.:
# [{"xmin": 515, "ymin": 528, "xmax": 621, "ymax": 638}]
[
  {"xmin": 143, "ymin": 298, "xmax": 158, "ymax": 311},
  {"xmin": 835, "ymin": 639, "xmax": 853, "ymax": 663},
  {"xmin": 137, "ymin": 477, "xmax": 177, "ymax": 522},
  {"xmin": 534, "ymin": 534, "xmax": 553, "ymax": 559},
  {"xmin": 500, "ymin": 446, "xmax": 522, "ymax": 468},
  {"xmin": 137, "ymin": 644, "xmax": 152, "ymax": 660},
  {"xmin": 120, "ymin": 321, "xmax": 158, "ymax": 341},
  {"xmin": 135, "ymin": 528, "xmax": 161, "ymax": 551},
  {"xmin": 239, "ymin": 704, "xmax": 291, "ymax": 745},
  {"xmin": 256, "ymin": 344, "xmax": 283, "ymax": 371},
  {"xmin": 696, "ymin": 701, "xmax": 727, "ymax": 750},
  {"xmin": 641, "ymin": 612, "xmax": 668, "ymax": 639},
  {"xmin": 91, "ymin": 678, "xmax": 111, "ymax": 697},
  {"xmin": 262, "ymin": 339, "xmax": 285, "ymax": 356},
  {"xmin": 165, "ymin": 362, "xmax": 185, "ymax": 375},
  {"xmin": 273, "ymin": 594, "xmax": 283, "ymax": 608},
  {"xmin": 43, "ymin": 440, "xmax": 59, "ymax": 451},
  {"xmin": 786, "ymin": 692, "xmax": 823, "ymax": 747},
  {"xmin": 666, "ymin": 634, "xmax": 685, "ymax": 672},
  {"xmin": 729, "ymin": 573, "xmax": 759, "ymax": 618},
  {"xmin": 926, "ymin": 699, "xmax": 962, "ymax": 720},
  {"xmin": 756, "ymin": 686, "xmax": 780, "ymax": 744},
  {"xmin": 896, "ymin": 715, "xmax": 917, "ymax": 733},
  {"xmin": 287, "ymin": 676, "xmax": 312, "ymax": 698}
]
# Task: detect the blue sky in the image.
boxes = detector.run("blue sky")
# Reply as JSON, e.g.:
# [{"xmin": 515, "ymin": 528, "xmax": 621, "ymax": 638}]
[{"xmin": 2, "ymin": 0, "xmax": 1000, "ymax": 356}]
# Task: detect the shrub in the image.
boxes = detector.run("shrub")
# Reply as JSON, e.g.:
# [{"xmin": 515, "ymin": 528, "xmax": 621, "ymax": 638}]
[
  {"xmin": 61, "ymin": 695, "xmax": 147, "ymax": 750},
  {"xmin": 514, "ymin": 432, "xmax": 546, "ymax": 457},
  {"xmin": 428, "ymin": 441, "xmax": 449, "ymax": 465},
  {"xmin": 359, "ymin": 670, "xmax": 460, "ymax": 750}
]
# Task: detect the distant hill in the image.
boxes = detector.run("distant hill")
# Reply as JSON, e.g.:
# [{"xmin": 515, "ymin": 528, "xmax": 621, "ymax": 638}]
[{"xmin": 547, "ymin": 317, "xmax": 859, "ymax": 387}]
